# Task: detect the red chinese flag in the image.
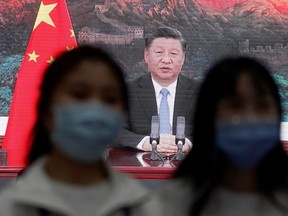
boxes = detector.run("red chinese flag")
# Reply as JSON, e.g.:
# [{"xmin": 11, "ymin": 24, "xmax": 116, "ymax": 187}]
[{"xmin": 3, "ymin": 0, "xmax": 77, "ymax": 166}]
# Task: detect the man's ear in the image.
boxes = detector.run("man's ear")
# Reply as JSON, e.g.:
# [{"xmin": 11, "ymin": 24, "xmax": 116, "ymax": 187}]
[
  {"xmin": 181, "ymin": 52, "xmax": 186, "ymax": 65},
  {"xmin": 144, "ymin": 48, "xmax": 149, "ymax": 64}
]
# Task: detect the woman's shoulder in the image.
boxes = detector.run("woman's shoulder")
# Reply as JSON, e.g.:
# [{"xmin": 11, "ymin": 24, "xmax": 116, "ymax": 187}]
[
  {"xmin": 274, "ymin": 188, "xmax": 288, "ymax": 204},
  {"xmin": 158, "ymin": 178, "xmax": 192, "ymax": 195},
  {"xmin": 0, "ymin": 181, "xmax": 30, "ymax": 216},
  {"xmin": 107, "ymin": 167, "xmax": 163, "ymax": 215},
  {"xmin": 156, "ymin": 178, "xmax": 193, "ymax": 216}
]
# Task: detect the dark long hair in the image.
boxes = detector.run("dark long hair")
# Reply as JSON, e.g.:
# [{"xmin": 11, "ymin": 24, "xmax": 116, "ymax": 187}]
[
  {"xmin": 27, "ymin": 45, "xmax": 128, "ymax": 165},
  {"xmin": 174, "ymin": 57, "xmax": 288, "ymax": 215}
]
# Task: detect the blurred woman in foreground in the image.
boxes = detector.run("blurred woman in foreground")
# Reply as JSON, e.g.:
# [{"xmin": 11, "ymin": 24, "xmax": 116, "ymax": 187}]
[
  {"xmin": 0, "ymin": 46, "xmax": 160, "ymax": 216},
  {"xmin": 160, "ymin": 57, "xmax": 288, "ymax": 216}
]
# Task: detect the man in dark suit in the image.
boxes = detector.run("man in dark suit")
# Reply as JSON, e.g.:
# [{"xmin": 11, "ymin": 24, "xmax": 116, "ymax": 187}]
[{"xmin": 120, "ymin": 27, "xmax": 197, "ymax": 153}]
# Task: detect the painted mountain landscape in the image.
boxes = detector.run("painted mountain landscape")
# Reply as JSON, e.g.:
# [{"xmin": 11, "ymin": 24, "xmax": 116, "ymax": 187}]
[{"xmin": 1, "ymin": 0, "xmax": 288, "ymax": 119}]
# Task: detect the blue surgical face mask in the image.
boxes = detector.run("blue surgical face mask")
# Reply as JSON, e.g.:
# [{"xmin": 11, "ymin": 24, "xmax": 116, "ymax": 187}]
[
  {"xmin": 216, "ymin": 119, "xmax": 279, "ymax": 168},
  {"xmin": 51, "ymin": 102, "xmax": 123, "ymax": 163}
]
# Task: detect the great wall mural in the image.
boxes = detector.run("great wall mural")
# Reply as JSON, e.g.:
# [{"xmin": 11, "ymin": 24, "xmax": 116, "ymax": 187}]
[{"xmin": 1, "ymin": 0, "xmax": 288, "ymax": 120}]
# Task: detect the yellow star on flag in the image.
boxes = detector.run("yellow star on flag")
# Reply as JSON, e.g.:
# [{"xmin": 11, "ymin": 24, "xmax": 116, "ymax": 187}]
[
  {"xmin": 47, "ymin": 56, "xmax": 55, "ymax": 64},
  {"xmin": 70, "ymin": 29, "xmax": 75, "ymax": 38},
  {"xmin": 33, "ymin": 2, "xmax": 58, "ymax": 31},
  {"xmin": 28, "ymin": 51, "xmax": 40, "ymax": 62},
  {"xmin": 66, "ymin": 46, "xmax": 75, "ymax": 51}
]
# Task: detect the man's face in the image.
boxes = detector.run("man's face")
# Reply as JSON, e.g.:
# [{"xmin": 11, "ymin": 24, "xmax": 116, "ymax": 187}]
[{"xmin": 144, "ymin": 37, "xmax": 185, "ymax": 86}]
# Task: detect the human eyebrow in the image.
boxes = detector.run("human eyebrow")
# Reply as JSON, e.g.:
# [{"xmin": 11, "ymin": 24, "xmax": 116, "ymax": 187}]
[
  {"xmin": 170, "ymin": 48, "xmax": 180, "ymax": 53},
  {"xmin": 170, "ymin": 51, "xmax": 179, "ymax": 55},
  {"xmin": 153, "ymin": 47, "xmax": 164, "ymax": 52}
]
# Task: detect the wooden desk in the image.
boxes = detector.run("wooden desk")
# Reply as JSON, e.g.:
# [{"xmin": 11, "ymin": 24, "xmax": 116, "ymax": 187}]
[
  {"xmin": 0, "ymin": 167, "xmax": 23, "ymax": 178},
  {"xmin": 107, "ymin": 148, "xmax": 177, "ymax": 179},
  {"xmin": 0, "ymin": 148, "xmax": 177, "ymax": 179},
  {"xmin": 1, "ymin": 141, "xmax": 288, "ymax": 180}
]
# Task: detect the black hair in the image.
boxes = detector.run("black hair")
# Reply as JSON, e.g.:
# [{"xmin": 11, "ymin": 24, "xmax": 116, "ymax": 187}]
[
  {"xmin": 174, "ymin": 56, "xmax": 288, "ymax": 215},
  {"xmin": 27, "ymin": 45, "xmax": 128, "ymax": 165},
  {"xmin": 145, "ymin": 26, "xmax": 186, "ymax": 52}
]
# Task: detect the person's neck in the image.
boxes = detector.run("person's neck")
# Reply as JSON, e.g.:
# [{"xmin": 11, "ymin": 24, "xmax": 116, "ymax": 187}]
[
  {"xmin": 151, "ymin": 75, "xmax": 177, "ymax": 87},
  {"xmin": 221, "ymin": 165, "xmax": 258, "ymax": 193},
  {"xmin": 45, "ymin": 152, "xmax": 108, "ymax": 185}
]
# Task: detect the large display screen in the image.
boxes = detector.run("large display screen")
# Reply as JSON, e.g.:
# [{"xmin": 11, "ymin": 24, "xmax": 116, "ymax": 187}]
[{"xmin": 1, "ymin": 0, "xmax": 288, "ymax": 126}]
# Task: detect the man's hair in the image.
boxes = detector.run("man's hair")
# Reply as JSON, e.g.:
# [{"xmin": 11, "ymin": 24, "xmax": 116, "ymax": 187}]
[{"xmin": 145, "ymin": 26, "xmax": 186, "ymax": 52}]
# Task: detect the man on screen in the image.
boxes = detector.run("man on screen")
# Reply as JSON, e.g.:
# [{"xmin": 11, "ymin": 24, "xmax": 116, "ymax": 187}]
[{"xmin": 120, "ymin": 26, "xmax": 197, "ymax": 153}]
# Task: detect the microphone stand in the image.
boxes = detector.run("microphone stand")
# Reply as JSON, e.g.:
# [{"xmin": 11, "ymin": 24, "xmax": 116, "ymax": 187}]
[
  {"xmin": 150, "ymin": 140, "xmax": 165, "ymax": 162},
  {"xmin": 170, "ymin": 140, "xmax": 186, "ymax": 161},
  {"xmin": 143, "ymin": 139, "xmax": 165, "ymax": 164}
]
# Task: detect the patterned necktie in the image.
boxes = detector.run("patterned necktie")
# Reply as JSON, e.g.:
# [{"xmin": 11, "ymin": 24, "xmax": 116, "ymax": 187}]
[{"xmin": 159, "ymin": 88, "xmax": 171, "ymax": 134}]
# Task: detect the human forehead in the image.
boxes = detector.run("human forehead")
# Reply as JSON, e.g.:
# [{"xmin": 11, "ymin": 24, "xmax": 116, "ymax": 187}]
[
  {"xmin": 235, "ymin": 73, "xmax": 272, "ymax": 98},
  {"xmin": 217, "ymin": 72, "xmax": 278, "ymax": 107},
  {"xmin": 148, "ymin": 38, "xmax": 183, "ymax": 51},
  {"xmin": 61, "ymin": 60, "xmax": 120, "ymax": 86}
]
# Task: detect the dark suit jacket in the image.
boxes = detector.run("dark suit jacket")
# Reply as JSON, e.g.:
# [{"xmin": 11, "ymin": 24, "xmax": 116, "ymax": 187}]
[{"xmin": 119, "ymin": 73, "xmax": 198, "ymax": 149}]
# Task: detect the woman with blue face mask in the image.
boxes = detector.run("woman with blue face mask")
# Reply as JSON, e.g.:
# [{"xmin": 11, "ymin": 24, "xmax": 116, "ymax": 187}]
[
  {"xmin": 158, "ymin": 57, "xmax": 288, "ymax": 216},
  {"xmin": 0, "ymin": 46, "xmax": 161, "ymax": 216}
]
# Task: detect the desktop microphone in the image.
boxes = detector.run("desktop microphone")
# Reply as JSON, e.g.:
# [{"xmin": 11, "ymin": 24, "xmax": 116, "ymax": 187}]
[
  {"xmin": 170, "ymin": 116, "xmax": 186, "ymax": 161},
  {"xmin": 150, "ymin": 115, "xmax": 160, "ymax": 145},
  {"xmin": 176, "ymin": 116, "xmax": 186, "ymax": 146},
  {"xmin": 146, "ymin": 115, "xmax": 165, "ymax": 162}
]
